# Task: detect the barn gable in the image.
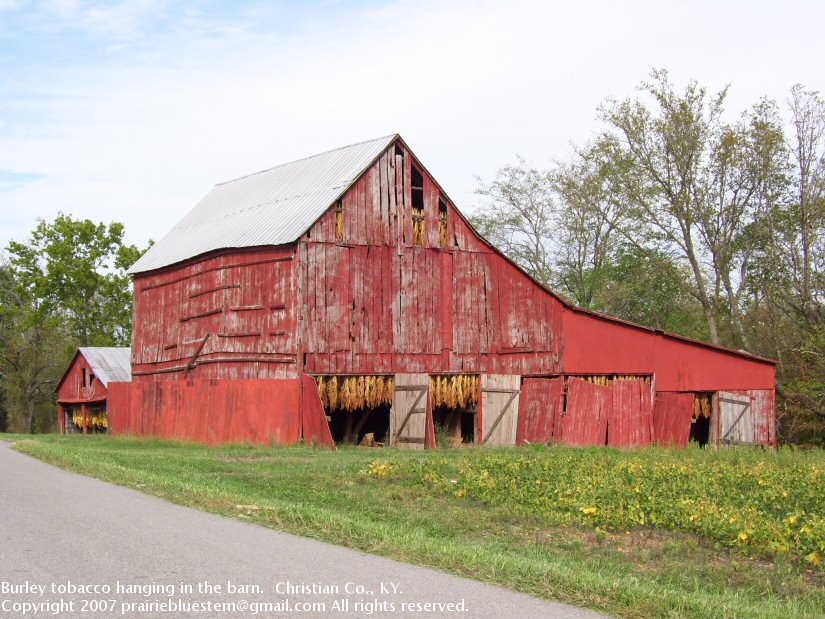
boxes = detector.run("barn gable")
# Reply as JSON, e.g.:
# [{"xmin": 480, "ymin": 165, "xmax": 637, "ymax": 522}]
[{"xmin": 129, "ymin": 134, "xmax": 397, "ymax": 275}]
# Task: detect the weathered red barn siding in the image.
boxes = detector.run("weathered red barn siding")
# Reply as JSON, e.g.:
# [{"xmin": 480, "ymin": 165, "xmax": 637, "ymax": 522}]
[
  {"xmin": 652, "ymin": 392, "xmax": 695, "ymax": 447},
  {"xmin": 112, "ymin": 374, "xmax": 300, "ymax": 444},
  {"xmin": 132, "ymin": 246, "xmax": 298, "ymax": 378},
  {"xmin": 106, "ymin": 381, "xmax": 130, "ymax": 431},
  {"xmin": 516, "ymin": 377, "xmax": 563, "ymax": 445},
  {"xmin": 559, "ymin": 378, "xmax": 610, "ymax": 446},
  {"xmin": 299, "ymin": 145, "xmax": 563, "ymax": 377},
  {"xmin": 714, "ymin": 389, "xmax": 777, "ymax": 447},
  {"xmin": 300, "ymin": 373, "xmax": 334, "ymax": 448},
  {"xmin": 562, "ymin": 309, "xmax": 775, "ymax": 391},
  {"xmin": 120, "ymin": 246, "xmax": 302, "ymax": 442},
  {"xmin": 607, "ymin": 379, "xmax": 653, "ymax": 447}
]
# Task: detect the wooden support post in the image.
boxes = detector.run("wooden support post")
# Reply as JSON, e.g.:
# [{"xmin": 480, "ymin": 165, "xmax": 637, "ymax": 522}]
[
  {"xmin": 57, "ymin": 405, "xmax": 65, "ymax": 435},
  {"xmin": 81, "ymin": 402, "xmax": 88, "ymax": 435}
]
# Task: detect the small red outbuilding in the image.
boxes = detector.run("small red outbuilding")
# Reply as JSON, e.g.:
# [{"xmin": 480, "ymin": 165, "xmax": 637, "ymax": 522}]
[{"xmin": 55, "ymin": 347, "xmax": 131, "ymax": 434}]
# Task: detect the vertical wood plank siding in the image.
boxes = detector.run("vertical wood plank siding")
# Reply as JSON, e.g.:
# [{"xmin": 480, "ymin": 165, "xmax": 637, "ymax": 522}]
[
  {"xmin": 516, "ymin": 377, "xmax": 564, "ymax": 445},
  {"xmin": 559, "ymin": 378, "xmax": 610, "ymax": 446},
  {"xmin": 607, "ymin": 379, "xmax": 653, "ymax": 447},
  {"xmin": 652, "ymin": 392, "xmax": 695, "ymax": 447},
  {"xmin": 300, "ymin": 145, "xmax": 563, "ymax": 377}
]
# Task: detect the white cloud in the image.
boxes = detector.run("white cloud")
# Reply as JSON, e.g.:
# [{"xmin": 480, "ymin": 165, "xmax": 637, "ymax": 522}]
[{"xmin": 1, "ymin": 0, "xmax": 824, "ymax": 249}]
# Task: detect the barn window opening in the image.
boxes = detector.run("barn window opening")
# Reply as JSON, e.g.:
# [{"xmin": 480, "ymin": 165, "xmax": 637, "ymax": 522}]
[
  {"xmin": 411, "ymin": 165, "xmax": 425, "ymax": 246},
  {"xmin": 315, "ymin": 376, "xmax": 393, "ymax": 446},
  {"xmin": 334, "ymin": 199, "xmax": 344, "ymax": 242},
  {"xmin": 89, "ymin": 372, "xmax": 95, "ymax": 385},
  {"xmin": 438, "ymin": 196, "xmax": 449, "ymax": 247},
  {"xmin": 81, "ymin": 367, "xmax": 87, "ymax": 388},
  {"xmin": 430, "ymin": 375, "xmax": 479, "ymax": 447},
  {"xmin": 689, "ymin": 392, "xmax": 713, "ymax": 446}
]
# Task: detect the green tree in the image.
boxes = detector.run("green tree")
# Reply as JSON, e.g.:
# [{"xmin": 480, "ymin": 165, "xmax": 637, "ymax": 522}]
[
  {"xmin": 6, "ymin": 214, "xmax": 145, "ymax": 346},
  {"xmin": 0, "ymin": 262, "xmax": 73, "ymax": 433},
  {"xmin": 471, "ymin": 159, "xmax": 556, "ymax": 285},
  {"xmin": 590, "ymin": 245, "xmax": 707, "ymax": 338}
]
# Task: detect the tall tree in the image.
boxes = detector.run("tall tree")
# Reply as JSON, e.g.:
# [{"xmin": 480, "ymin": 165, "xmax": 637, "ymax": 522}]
[
  {"xmin": 598, "ymin": 70, "xmax": 730, "ymax": 343},
  {"xmin": 471, "ymin": 159, "xmax": 557, "ymax": 285},
  {"xmin": 0, "ymin": 261, "xmax": 72, "ymax": 432},
  {"xmin": 787, "ymin": 84, "xmax": 825, "ymax": 327},
  {"xmin": 6, "ymin": 214, "xmax": 143, "ymax": 346},
  {"xmin": 552, "ymin": 136, "xmax": 635, "ymax": 306}
]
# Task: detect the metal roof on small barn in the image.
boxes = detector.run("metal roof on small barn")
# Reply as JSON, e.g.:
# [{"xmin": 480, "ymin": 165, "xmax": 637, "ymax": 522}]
[
  {"xmin": 77, "ymin": 347, "xmax": 132, "ymax": 386},
  {"xmin": 129, "ymin": 134, "xmax": 398, "ymax": 274}
]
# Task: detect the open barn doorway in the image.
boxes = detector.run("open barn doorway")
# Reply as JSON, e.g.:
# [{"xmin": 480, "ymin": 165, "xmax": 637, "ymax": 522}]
[
  {"xmin": 314, "ymin": 376, "xmax": 393, "ymax": 446},
  {"xmin": 689, "ymin": 392, "xmax": 713, "ymax": 446},
  {"xmin": 429, "ymin": 375, "xmax": 479, "ymax": 447}
]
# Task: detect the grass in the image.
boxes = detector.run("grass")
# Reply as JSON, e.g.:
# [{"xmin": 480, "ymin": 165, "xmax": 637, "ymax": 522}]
[{"xmin": 8, "ymin": 434, "xmax": 825, "ymax": 619}]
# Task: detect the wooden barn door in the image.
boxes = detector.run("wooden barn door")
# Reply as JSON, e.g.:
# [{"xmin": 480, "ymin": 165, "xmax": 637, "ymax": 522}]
[
  {"xmin": 608, "ymin": 379, "xmax": 654, "ymax": 447},
  {"xmin": 391, "ymin": 373, "xmax": 430, "ymax": 448},
  {"xmin": 516, "ymin": 377, "xmax": 563, "ymax": 445},
  {"xmin": 652, "ymin": 392, "xmax": 694, "ymax": 447},
  {"xmin": 717, "ymin": 392, "xmax": 754, "ymax": 445},
  {"xmin": 558, "ymin": 378, "xmax": 610, "ymax": 446},
  {"xmin": 480, "ymin": 375, "xmax": 521, "ymax": 446}
]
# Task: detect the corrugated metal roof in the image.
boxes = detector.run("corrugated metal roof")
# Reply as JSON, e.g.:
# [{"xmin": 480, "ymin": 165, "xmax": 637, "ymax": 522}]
[
  {"xmin": 129, "ymin": 134, "xmax": 398, "ymax": 274},
  {"xmin": 78, "ymin": 347, "xmax": 132, "ymax": 386}
]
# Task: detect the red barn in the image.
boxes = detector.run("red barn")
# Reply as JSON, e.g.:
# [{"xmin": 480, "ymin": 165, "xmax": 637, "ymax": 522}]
[
  {"xmin": 56, "ymin": 347, "xmax": 131, "ymax": 434},
  {"xmin": 118, "ymin": 135, "xmax": 776, "ymax": 448}
]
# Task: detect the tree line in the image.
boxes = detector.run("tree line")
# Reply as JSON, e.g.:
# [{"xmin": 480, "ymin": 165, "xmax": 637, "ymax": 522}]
[
  {"xmin": 471, "ymin": 70, "xmax": 825, "ymax": 444},
  {"xmin": 0, "ymin": 215, "xmax": 147, "ymax": 433}
]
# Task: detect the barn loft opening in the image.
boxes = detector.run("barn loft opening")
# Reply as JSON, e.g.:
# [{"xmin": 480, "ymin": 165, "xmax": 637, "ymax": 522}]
[
  {"xmin": 315, "ymin": 375, "xmax": 393, "ymax": 446},
  {"xmin": 411, "ymin": 165, "xmax": 425, "ymax": 246},
  {"xmin": 334, "ymin": 199, "xmax": 343, "ymax": 242},
  {"xmin": 430, "ymin": 375, "xmax": 479, "ymax": 447},
  {"xmin": 690, "ymin": 392, "xmax": 713, "ymax": 446},
  {"xmin": 438, "ymin": 195, "xmax": 449, "ymax": 247}
]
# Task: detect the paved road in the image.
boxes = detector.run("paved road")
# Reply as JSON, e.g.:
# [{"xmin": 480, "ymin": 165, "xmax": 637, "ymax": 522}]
[{"xmin": 0, "ymin": 441, "xmax": 608, "ymax": 619}]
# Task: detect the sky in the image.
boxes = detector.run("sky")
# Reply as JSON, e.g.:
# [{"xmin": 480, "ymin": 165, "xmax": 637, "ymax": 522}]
[{"xmin": 1, "ymin": 0, "xmax": 824, "ymax": 251}]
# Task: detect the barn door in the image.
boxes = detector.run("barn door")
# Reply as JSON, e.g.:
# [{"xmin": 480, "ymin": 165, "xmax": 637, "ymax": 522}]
[
  {"xmin": 480, "ymin": 375, "xmax": 521, "ymax": 446},
  {"xmin": 559, "ymin": 378, "xmax": 610, "ymax": 446},
  {"xmin": 652, "ymin": 392, "xmax": 694, "ymax": 447},
  {"xmin": 608, "ymin": 379, "xmax": 653, "ymax": 447},
  {"xmin": 391, "ymin": 373, "xmax": 429, "ymax": 448},
  {"xmin": 718, "ymin": 391, "xmax": 754, "ymax": 445},
  {"xmin": 516, "ymin": 377, "xmax": 563, "ymax": 445}
]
